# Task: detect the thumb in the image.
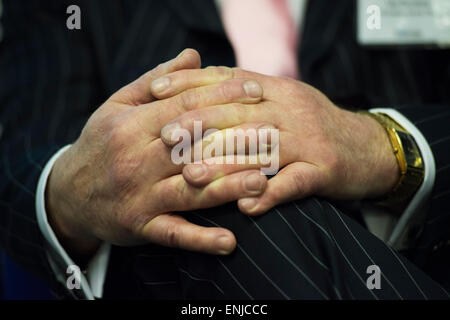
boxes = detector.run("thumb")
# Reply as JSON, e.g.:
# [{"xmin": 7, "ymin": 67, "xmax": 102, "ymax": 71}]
[{"xmin": 110, "ymin": 48, "xmax": 202, "ymax": 105}]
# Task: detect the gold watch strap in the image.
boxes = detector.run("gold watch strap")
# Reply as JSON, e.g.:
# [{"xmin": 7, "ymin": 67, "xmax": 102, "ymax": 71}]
[{"xmin": 359, "ymin": 111, "xmax": 424, "ymax": 206}]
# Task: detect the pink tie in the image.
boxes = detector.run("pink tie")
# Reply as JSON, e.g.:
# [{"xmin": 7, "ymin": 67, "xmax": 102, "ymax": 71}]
[{"xmin": 221, "ymin": 0, "xmax": 299, "ymax": 79}]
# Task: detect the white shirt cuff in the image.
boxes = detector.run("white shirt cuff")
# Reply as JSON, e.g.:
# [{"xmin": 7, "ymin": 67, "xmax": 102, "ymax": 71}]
[
  {"xmin": 35, "ymin": 145, "xmax": 110, "ymax": 299},
  {"xmin": 370, "ymin": 108, "xmax": 436, "ymax": 248}
]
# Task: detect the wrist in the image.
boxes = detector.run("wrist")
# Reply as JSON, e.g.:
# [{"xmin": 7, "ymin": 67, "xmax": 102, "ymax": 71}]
[
  {"xmin": 357, "ymin": 112, "xmax": 401, "ymax": 198},
  {"xmin": 361, "ymin": 111, "xmax": 425, "ymax": 206},
  {"xmin": 46, "ymin": 144, "xmax": 101, "ymax": 259}
]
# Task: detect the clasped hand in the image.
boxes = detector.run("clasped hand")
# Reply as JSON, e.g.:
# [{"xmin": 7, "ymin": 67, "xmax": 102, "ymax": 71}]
[{"xmin": 46, "ymin": 49, "xmax": 399, "ymax": 259}]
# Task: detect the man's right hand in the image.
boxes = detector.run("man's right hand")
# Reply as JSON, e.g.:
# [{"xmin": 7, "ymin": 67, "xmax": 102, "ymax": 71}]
[{"xmin": 45, "ymin": 49, "xmax": 267, "ymax": 258}]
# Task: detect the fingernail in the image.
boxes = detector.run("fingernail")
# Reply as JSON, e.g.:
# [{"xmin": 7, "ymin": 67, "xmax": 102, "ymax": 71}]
[
  {"xmin": 243, "ymin": 80, "xmax": 262, "ymax": 98},
  {"xmin": 151, "ymin": 76, "xmax": 170, "ymax": 93},
  {"xmin": 243, "ymin": 173, "xmax": 265, "ymax": 192},
  {"xmin": 217, "ymin": 235, "xmax": 234, "ymax": 254},
  {"xmin": 239, "ymin": 198, "xmax": 258, "ymax": 211},
  {"xmin": 161, "ymin": 122, "xmax": 181, "ymax": 145},
  {"xmin": 186, "ymin": 164, "xmax": 206, "ymax": 180}
]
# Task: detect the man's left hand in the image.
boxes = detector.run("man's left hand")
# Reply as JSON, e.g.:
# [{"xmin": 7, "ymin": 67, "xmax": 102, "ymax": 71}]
[{"xmin": 153, "ymin": 67, "xmax": 400, "ymax": 215}]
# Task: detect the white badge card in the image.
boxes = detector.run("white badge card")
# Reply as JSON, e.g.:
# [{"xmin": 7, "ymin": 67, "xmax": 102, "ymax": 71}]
[{"xmin": 357, "ymin": 0, "xmax": 450, "ymax": 47}]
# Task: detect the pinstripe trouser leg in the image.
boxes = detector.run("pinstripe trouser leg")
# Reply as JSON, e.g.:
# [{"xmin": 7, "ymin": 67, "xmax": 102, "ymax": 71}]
[{"xmin": 114, "ymin": 197, "xmax": 450, "ymax": 300}]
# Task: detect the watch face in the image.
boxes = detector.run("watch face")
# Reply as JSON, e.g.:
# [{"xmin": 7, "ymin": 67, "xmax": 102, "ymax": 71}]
[{"xmin": 397, "ymin": 131, "xmax": 423, "ymax": 169}]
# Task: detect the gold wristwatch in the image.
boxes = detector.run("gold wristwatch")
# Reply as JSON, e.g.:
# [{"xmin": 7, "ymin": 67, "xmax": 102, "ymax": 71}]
[{"xmin": 360, "ymin": 111, "xmax": 425, "ymax": 207}]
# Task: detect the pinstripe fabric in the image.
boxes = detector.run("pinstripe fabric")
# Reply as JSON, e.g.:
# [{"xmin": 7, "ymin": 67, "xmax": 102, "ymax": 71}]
[
  {"xmin": 297, "ymin": 0, "xmax": 450, "ymax": 291},
  {"xmin": 0, "ymin": 0, "xmax": 3, "ymax": 44},
  {"xmin": 104, "ymin": 199, "xmax": 449, "ymax": 300},
  {"xmin": 0, "ymin": 0, "xmax": 449, "ymax": 299}
]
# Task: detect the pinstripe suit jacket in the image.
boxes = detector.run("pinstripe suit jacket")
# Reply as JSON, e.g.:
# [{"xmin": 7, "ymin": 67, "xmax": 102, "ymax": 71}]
[{"xmin": 1, "ymin": 0, "xmax": 450, "ymax": 297}]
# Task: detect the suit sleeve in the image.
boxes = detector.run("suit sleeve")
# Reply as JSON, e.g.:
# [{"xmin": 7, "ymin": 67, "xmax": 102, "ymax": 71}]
[
  {"xmin": 0, "ymin": 1, "xmax": 98, "ymax": 298},
  {"xmin": 395, "ymin": 104, "xmax": 450, "ymax": 201},
  {"xmin": 393, "ymin": 105, "xmax": 450, "ymax": 238}
]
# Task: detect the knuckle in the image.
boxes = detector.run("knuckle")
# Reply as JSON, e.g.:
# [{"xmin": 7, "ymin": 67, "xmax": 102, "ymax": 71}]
[
  {"xmin": 180, "ymin": 89, "xmax": 199, "ymax": 110},
  {"xmin": 86, "ymin": 108, "xmax": 115, "ymax": 135},
  {"xmin": 218, "ymin": 81, "xmax": 236, "ymax": 101},
  {"xmin": 160, "ymin": 178, "xmax": 190, "ymax": 209},
  {"xmin": 107, "ymin": 142, "xmax": 141, "ymax": 190},
  {"xmin": 107, "ymin": 128, "xmax": 124, "ymax": 150},
  {"xmin": 174, "ymin": 180, "xmax": 190, "ymax": 205},
  {"xmin": 181, "ymin": 48, "xmax": 200, "ymax": 64},
  {"xmin": 231, "ymin": 67, "xmax": 243, "ymax": 78},
  {"xmin": 154, "ymin": 63, "xmax": 165, "ymax": 73},
  {"xmin": 107, "ymin": 116, "xmax": 133, "ymax": 149},
  {"xmin": 280, "ymin": 78, "xmax": 301, "ymax": 96},
  {"xmin": 156, "ymin": 61, "xmax": 166, "ymax": 69},
  {"xmin": 149, "ymin": 103, "xmax": 165, "ymax": 129},
  {"xmin": 109, "ymin": 158, "xmax": 133, "ymax": 189},
  {"xmin": 165, "ymin": 222, "xmax": 181, "ymax": 248},
  {"xmin": 288, "ymin": 80, "xmax": 301, "ymax": 93},
  {"xmin": 181, "ymin": 109, "xmax": 200, "ymax": 128},
  {"xmin": 291, "ymin": 170, "xmax": 307, "ymax": 193},
  {"xmin": 212, "ymin": 66, "xmax": 233, "ymax": 79}
]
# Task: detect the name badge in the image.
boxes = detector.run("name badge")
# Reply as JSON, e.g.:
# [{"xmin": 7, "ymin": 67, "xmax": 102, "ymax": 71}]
[{"xmin": 357, "ymin": 0, "xmax": 450, "ymax": 47}]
